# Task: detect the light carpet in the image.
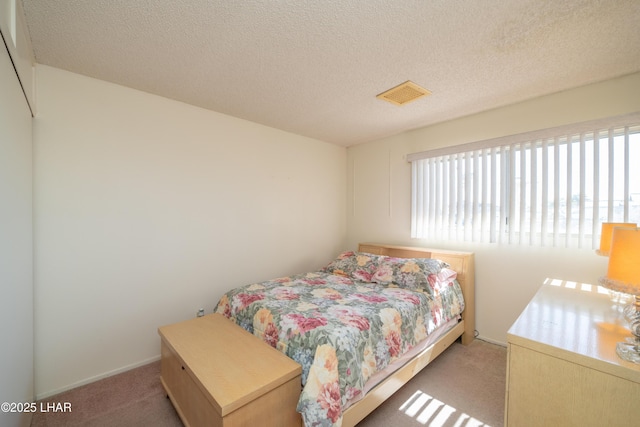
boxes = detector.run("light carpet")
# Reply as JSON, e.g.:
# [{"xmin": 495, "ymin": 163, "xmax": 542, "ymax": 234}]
[{"xmin": 31, "ymin": 339, "xmax": 506, "ymax": 426}]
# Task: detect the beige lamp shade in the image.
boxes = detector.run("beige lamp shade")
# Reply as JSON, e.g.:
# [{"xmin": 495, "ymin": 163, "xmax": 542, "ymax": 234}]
[
  {"xmin": 597, "ymin": 222, "xmax": 637, "ymax": 256},
  {"xmin": 600, "ymin": 227, "xmax": 640, "ymax": 296}
]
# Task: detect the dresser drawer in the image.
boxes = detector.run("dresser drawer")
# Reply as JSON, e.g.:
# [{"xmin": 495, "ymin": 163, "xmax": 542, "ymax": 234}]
[{"xmin": 505, "ymin": 281, "xmax": 640, "ymax": 427}]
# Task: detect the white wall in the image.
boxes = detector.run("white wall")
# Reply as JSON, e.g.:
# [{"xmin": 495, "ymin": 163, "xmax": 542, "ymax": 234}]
[
  {"xmin": 0, "ymin": 31, "xmax": 34, "ymax": 427},
  {"xmin": 33, "ymin": 65, "xmax": 347, "ymax": 398},
  {"xmin": 347, "ymin": 72, "xmax": 640, "ymax": 345}
]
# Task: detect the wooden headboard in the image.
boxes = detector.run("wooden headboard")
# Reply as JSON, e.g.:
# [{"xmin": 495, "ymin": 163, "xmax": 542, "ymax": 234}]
[{"xmin": 358, "ymin": 243, "xmax": 475, "ymax": 345}]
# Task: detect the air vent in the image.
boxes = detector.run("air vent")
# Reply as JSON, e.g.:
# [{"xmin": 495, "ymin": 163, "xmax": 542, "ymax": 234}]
[{"xmin": 377, "ymin": 81, "xmax": 431, "ymax": 106}]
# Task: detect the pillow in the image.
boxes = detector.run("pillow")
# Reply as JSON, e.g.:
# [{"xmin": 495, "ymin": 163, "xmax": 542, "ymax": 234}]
[
  {"xmin": 372, "ymin": 256, "xmax": 450, "ymax": 293},
  {"xmin": 321, "ymin": 251, "xmax": 383, "ymax": 282}
]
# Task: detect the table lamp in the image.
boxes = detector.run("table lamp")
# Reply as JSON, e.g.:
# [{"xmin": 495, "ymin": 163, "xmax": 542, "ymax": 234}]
[
  {"xmin": 598, "ymin": 227, "xmax": 640, "ymax": 363},
  {"xmin": 597, "ymin": 222, "xmax": 636, "ymax": 305},
  {"xmin": 596, "ymin": 222, "xmax": 637, "ymax": 256}
]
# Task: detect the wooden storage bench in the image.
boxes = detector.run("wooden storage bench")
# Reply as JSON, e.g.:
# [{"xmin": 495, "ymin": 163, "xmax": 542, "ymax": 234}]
[{"xmin": 158, "ymin": 313, "xmax": 302, "ymax": 427}]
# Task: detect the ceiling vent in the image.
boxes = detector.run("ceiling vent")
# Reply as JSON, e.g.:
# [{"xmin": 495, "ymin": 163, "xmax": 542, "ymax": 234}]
[{"xmin": 377, "ymin": 81, "xmax": 431, "ymax": 106}]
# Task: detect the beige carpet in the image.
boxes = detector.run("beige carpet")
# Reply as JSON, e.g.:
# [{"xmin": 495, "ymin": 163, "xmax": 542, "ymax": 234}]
[
  {"xmin": 30, "ymin": 362, "xmax": 181, "ymax": 427},
  {"xmin": 358, "ymin": 339, "xmax": 506, "ymax": 427},
  {"xmin": 31, "ymin": 339, "xmax": 506, "ymax": 426}
]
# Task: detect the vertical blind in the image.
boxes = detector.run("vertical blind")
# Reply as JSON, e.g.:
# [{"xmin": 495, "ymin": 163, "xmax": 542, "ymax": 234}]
[{"xmin": 409, "ymin": 113, "xmax": 640, "ymax": 248}]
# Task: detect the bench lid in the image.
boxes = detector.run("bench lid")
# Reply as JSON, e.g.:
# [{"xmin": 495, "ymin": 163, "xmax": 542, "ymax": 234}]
[{"xmin": 159, "ymin": 313, "xmax": 302, "ymax": 416}]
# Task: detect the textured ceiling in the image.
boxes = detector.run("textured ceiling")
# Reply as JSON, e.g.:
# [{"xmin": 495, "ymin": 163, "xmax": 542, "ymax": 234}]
[{"xmin": 21, "ymin": 0, "xmax": 640, "ymax": 146}]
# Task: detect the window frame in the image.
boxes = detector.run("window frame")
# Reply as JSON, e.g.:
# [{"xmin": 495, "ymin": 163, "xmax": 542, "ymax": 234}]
[{"xmin": 409, "ymin": 113, "xmax": 640, "ymax": 248}]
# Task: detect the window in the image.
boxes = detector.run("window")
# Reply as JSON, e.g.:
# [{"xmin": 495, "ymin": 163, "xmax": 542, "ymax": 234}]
[{"xmin": 409, "ymin": 113, "xmax": 640, "ymax": 249}]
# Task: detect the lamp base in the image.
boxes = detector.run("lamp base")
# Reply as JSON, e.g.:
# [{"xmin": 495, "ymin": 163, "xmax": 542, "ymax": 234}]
[
  {"xmin": 616, "ymin": 340, "xmax": 640, "ymax": 364},
  {"xmin": 624, "ymin": 302, "xmax": 637, "ymax": 320},
  {"xmin": 618, "ymin": 298, "xmax": 640, "ymax": 364}
]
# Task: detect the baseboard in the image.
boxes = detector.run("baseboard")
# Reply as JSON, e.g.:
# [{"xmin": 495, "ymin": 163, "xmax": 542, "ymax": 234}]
[{"xmin": 35, "ymin": 355, "xmax": 161, "ymax": 400}]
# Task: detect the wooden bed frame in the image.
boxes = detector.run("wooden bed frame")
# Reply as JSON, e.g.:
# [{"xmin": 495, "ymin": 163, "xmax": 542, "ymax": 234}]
[
  {"xmin": 340, "ymin": 243, "xmax": 476, "ymax": 426},
  {"xmin": 160, "ymin": 243, "xmax": 475, "ymax": 427}
]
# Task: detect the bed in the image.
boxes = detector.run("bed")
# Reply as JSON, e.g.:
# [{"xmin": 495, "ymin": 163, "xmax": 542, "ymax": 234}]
[{"xmin": 214, "ymin": 243, "xmax": 475, "ymax": 427}]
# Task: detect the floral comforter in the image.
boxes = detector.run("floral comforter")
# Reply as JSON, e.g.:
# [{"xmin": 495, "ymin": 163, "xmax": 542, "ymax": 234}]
[{"xmin": 214, "ymin": 252, "xmax": 465, "ymax": 427}]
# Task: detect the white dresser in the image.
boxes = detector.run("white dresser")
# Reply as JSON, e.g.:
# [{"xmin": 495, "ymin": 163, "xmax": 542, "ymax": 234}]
[{"xmin": 505, "ymin": 279, "xmax": 640, "ymax": 427}]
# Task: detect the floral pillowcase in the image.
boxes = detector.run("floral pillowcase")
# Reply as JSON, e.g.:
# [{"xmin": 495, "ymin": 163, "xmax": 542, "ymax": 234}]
[
  {"xmin": 320, "ymin": 251, "xmax": 383, "ymax": 282},
  {"xmin": 321, "ymin": 251, "xmax": 454, "ymax": 294}
]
